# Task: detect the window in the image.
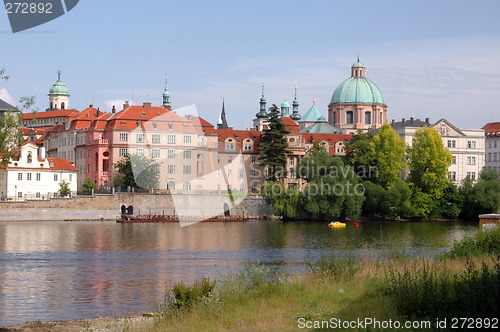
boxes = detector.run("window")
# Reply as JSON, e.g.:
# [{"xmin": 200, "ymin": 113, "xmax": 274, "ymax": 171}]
[
  {"xmin": 228, "ymin": 169, "xmax": 232, "ymax": 178},
  {"xmin": 225, "ymin": 142, "xmax": 235, "ymax": 150},
  {"xmin": 495, "ymin": 141, "xmax": 498, "ymax": 148},
  {"xmin": 183, "ymin": 150, "xmax": 192, "ymax": 159},
  {"xmin": 217, "ymin": 169, "xmax": 220, "ymax": 178},
  {"xmin": 27, "ymin": 173, "xmax": 32, "ymax": 181},
  {"xmin": 18, "ymin": 173, "xmax": 22, "ymax": 181},
  {"xmin": 252, "ymin": 156, "xmax": 256, "ymax": 164},
  {"xmin": 136, "ymin": 134, "xmax": 145, "ymax": 143},
  {"xmin": 244, "ymin": 143, "xmax": 252, "ymax": 150},
  {"xmin": 152, "ymin": 149, "xmax": 161, "ymax": 159},
  {"xmin": 183, "ymin": 182, "xmax": 191, "ymax": 190},
  {"xmin": 489, "ymin": 141, "xmax": 492, "ymax": 149},
  {"xmin": 251, "ymin": 185, "xmax": 257, "ymax": 193},
  {"xmin": 452, "ymin": 156, "xmax": 457, "ymax": 164},
  {"xmin": 217, "ymin": 156, "xmax": 220, "ymax": 163},
  {"xmin": 136, "ymin": 148, "xmax": 145, "ymax": 156},
  {"xmin": 240, "ymin": 170, "xmax": 244, "ymax": 178},
  {"xmin": 447, "ymin": 140, "xmax": 456, "ymax": 148},
  {"xmin": 488, "ymin": 153, "xmax": 492, "ymax": 162},
  {"xmin": 119, "ymin": 148, "xmax": 128, "ymax": 157},
  {"xmin": 290, "ymin": 168, "xmax": 295, "ymax": 179},
  {"xmin": 217, "ymin": 184, "xmax": 221, "ymax": 192},
  {"xmin": 167, "ymin": 181, "xmax": 175, "ymax": 190},
  {"xmin": 168, "ymin": 150, "xmax": 176, "ymax": 158},
  {"xmin": 152, "ymin": 134, "xmax": 161, "ymax": 144},
  {"xmin": 467, "ymin": 156, "xmax": 476, "ymax": 165},
  {"xmin": 18, "ymin": 192, "xmax": 23, "ymax": 198},
  {"xmin": 252, "ymin": 170, "xmax": 257, "ymax": 178},
  {"xmin": 168, "ymin": 165, "xmax": 176, "ymax": 174},
  {"xmin": 69, "ymin": 174, "xmax": 72, "ymax": 182},
  {"xmin": 240, "ymin": 156, "xmax": 244, "ymax": 163},
  {"xmin": 36, "ymin": 192, "xmax": 40, "ymax": 199},
  {"xmin": 467, "ymin": 141, "xmax": 476, "ymax": 149},
  {"xmin": 290, "ymin": 158, "xmax": 294, "ymax": 166},
  {"xmin": 152, "ymin": 121, "xmax": 158, "ymax": 130},
  {"xmin": 36, "ymin": 173, "xmax": 41, "ymax": 181},
  {"xmin": 228, "ymin": 185, "xmax": 232, "ymax": 191},
  {"xmin": 228, "ymin": 156, "xmax": 232, "ymax": 163},
  {"xmin": 168, "ymin": 135, "xmax": 176, "ymax": 144},
  {"xmin": 346, "ymin": 111, "xmax": 354, "ymax": 124},
  {"xmin": 494, "ymin": 152, "xmax": 498, "ymax": 161},
  {"xmin": 239, "ymin": 185, "xmax": 244, "ymax": 194},
  {"xmin": 364, "ymin": 112, "xmax": 371, "ymax": 124},
  {"xmin": 54, "ymin": 174, "xmax": 58, "ymax": 181},
  {"xmin": 119, "ymin": 133, "xmax": 128, "ymax": 141},
  {"xmin": 448, "ymin": 171, "xmax": 456, "ymax": 181},
  {"xmin": 467, "ymin": 172, "xmax": 476, "ymax": 181},
  {"xmin": 184, "ymin": 136, "xmax": 192, "ymax": 144},
  {"xmin": 183, "ymin": 166, "xmax": 191, "ymax": 174}
]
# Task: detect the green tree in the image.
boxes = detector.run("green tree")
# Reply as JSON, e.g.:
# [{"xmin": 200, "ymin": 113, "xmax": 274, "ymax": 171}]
[
  {"xmin": 407, "ymin": 127, "xmax": 453, "ymax": 199},
  {"xmin": 114, "ymin": 154, "xmax": 160, "ymax": 189},
  {"xmin": 58, "ymin": 180, "xmax": 71, "ymax": 197},
  {"xmin": 81, "ymin": 177, "xmax": 97, "ymax": 193},
  {"xmin": 363, "ymin": 179, "xmax": 412, "ymax": 219},
  {"xmin": 369, "ymin": 124, "xmax": 406, "ymax": 187},
  {"xmin": 344, "ymin": 130, "xmax": 375, "ymax": 178},
  {"xmin": 260, "ymin": 181, "xmax": 300, "ymax": 218},
  {"xmin": 461, "ymin": 169, "xmax": 500, "ymax": 220},
  {"xmin": 259, "ymin": 104, "xmax": 290, "ymax": 181},
  {"xmin": 299, "ymin": 152, "xmax": 364, "ymax": 219}
]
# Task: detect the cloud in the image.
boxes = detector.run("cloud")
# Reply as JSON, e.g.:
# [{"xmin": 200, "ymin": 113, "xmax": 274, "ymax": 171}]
[
  {"xmin": 103, "ymin": 99, "xmax": 133, "ymax": 111},
  {"xmin": 0, "ymin": 88, "xmax": 16, "ymax": 105}
]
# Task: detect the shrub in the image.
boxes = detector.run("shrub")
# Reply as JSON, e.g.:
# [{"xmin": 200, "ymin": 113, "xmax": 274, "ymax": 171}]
[
  {"xmin": 81, "ymin": 177, "xmax": 97, "ymax": 193},
  {"xmin": 167, "ymin": 278, "xmax": 216, "ymax": 309},
  {"xmin": 443, "ymin": 227, "xmax": 500, "ymax": 259},
  {"xmin": 306, "ymin": 252, "xmax": 358, "ymax": 280}
]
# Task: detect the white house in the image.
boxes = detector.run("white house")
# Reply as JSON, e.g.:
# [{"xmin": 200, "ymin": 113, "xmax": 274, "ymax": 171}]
[
  {"xmin": 392, "ymin": 118, "xmax": 485, "ymax": 185},
  {"xmin": 483, "ymin": 122, "xmax": 500, "ymax": 175},
  {"xmin": 0, "ymin": 142, "xmax": 78, "ymax": 200}
]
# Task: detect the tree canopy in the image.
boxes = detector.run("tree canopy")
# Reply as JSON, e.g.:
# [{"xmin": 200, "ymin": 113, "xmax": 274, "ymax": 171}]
[{"xmin": 114, "ymin": 154, "xmax": 160, "ymax": 189}]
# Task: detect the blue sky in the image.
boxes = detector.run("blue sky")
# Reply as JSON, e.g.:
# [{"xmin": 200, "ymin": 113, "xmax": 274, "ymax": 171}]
[{"xmin": 1, "ymin": 0, "xmax": 500, "ymax": 129}]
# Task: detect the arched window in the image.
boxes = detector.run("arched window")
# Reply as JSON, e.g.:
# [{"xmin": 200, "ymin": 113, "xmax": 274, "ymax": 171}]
[
  {"xmin": 27, "ymin": 152, "xmax": 32, "ymax": 163},
  {"xmin": 346, "ymin": 111, "xmax": 354, "ymax": 124},
  {"xmin": 61, "ymin": 102, "xmax": 65, "ymax": 109},
  {"xmin": 365, "ymin": 112, "xmax": 371, "ymax": 124}
]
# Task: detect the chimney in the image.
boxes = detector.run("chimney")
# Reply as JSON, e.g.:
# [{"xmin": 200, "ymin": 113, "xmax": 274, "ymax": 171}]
[
  {"xmin": 112, "ymin": 105, "xmax": 116, "ymax": 114},
  {"xmin": 39, "ymin": 147, "xmax": 46, "ymax": 160},
  {"xmin": 89, "ymin": 104, "xmax": 93, "ymax": 108},
  {"xmin": 123, "ymin": 101, "xmax": 129, "ymax": 110},
  {"xmin": 402, "ymin": 118, "xmax": 406, "ymax": 125},
  {"xmin": 143, "ymin": 102, "xmax": 152, "ymax": 108},
  {"xmin": 391, "ymin": 119, "xmax": 395, "ymax": 126},
  {"xmin": 425, "ymin": 117, "xmax": 430, "ymax": 124},
  {"xmin": 410, "ymin": 117, "xmax": 414, "ymax": 124}
]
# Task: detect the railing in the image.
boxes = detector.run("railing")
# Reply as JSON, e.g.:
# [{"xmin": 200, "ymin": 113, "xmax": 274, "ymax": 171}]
[{"xmin": 89, "ymin": 139, "xmax": 110, "ymax": 145}]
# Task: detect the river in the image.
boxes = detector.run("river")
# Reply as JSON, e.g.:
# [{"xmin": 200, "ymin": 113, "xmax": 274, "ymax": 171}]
[{"xmin": 0, "ymin": 220, "xmax": 477, "ymax": 325}]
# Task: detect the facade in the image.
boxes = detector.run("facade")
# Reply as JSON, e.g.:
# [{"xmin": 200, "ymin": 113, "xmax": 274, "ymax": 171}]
[
  {"xmin": 328, "ymin": 58, "xmax": 387, "ymax": 134},
  {"xmin": 0, "ymin": 142, "xmax": 78, "ymax": 200},
  {"xmin": 482, "ymin": 122, "xmax": 500, "ymax": 175},
  {"xmin": 392, "ymin": 118, "xmax": 485, "ymax": 184}
]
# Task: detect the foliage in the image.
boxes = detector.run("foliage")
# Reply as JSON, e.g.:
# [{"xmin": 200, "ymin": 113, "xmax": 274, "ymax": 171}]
[
  {"xmin": 363, "ymin": 179, "xmax": 412, "ymax": 218},
  {"xmin": 81, "ymin": 177, "xmax": 97, "ymax": 193},
  {"xmin": 460, "ymin": 169, "xmax": 500, "ymax": 220},
  {"xmin": 169, "ymin": 278, "xmax": 216, "ymax": 309},
  {"xmin": 113, "ymin": 173, "xmax": 125, "ymax": 188},
  {"xmin": 0, "ymin": 112, "xmax": 22, "ymax": 167},
  {"xmin": 344, "ymin": 131, "xmax": 375, "ymax": 179},
  {"xmin": 259, "ymin": 104, "xmax": 290, "ymax": 181},
  {"xmin": 305, "ymin": 252, "xmax": 358, "ymax": 280},
  {"xmin": 299, "ymin": 152, "xmax": 364, "ymax": 219},
  {"xmin": 1, "ymin": 67, "xmax": 10, "ymax": 81},
  {"xmin": 260, "ymin": 181, "xmax": 300, "ymax": 218},
  {"xmin": 369, "ymin": 124, "xmax": 406, "ymax": 187},
  {"xmin": 429, "ymin": 182, "xmax": 462, "ymax": 219},
  {"xmin": 114, "ymin": 153, "xmax": 160, "ymax": 189},
  {"xmin": 444, "ymin": 227, "xmax": 500, "ymax": 259},
  {"xmin": 307, "ymin": 140, "xmax": 326, "ymax": 156},
  {"xmin": 407, "ymin": 127, "xmax": 453, "ymax": 199},
  {"xmin": 57, "ymin": 180, "xmax": 71, "ymax": 197}
]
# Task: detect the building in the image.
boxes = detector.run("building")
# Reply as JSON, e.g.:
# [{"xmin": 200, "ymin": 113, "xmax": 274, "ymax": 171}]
[
  {"xmin": 392, "ymin": 117, "xmax": 485, "ymax": 184},
  {"xmin": 482, "ymin": 122, "xmax": 500, "ymax": 175},
  {"xmin": 328, "ymin": 58, "xmax": 387, "ymax": 133},
  {"xmin": 0, "ymin": 142, "xmax": 78, "ymax": 200},
  {"xmin": 0, "ymin": 98, "xmax": 15, "ymax": 116}
]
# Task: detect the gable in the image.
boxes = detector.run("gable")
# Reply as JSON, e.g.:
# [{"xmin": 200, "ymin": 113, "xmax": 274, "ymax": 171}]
[{"xmin": 433, "ymin": 119, "xmax": 465, "ymax": 137}]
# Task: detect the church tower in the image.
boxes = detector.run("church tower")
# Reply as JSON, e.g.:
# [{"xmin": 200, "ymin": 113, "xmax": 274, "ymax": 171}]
[
  {"xmin": 291, "ymin": 83, "xmax": 301, "ymax": 121},
  {"xmin": 48, "ymin": 70, "xmax": 69, "ymax": 110},
  {"xmin": 253, "ymin": 81, "xmax": 268, "ymax": 131},
  {"xmin": 162, "ymin": 75, "xmax": 171, "ymax": 109},
  {"xmin": 217, "ymin": 98, "xmax": 229, "ymax": 130}
]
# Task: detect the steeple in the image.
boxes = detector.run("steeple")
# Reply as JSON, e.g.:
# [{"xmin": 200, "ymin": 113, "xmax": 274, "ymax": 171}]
[
  {"xmin": 162, "ymin": 75, "xmax": 170, "ymax": 107},
  {"xmin": 351, "ymin": 56, "xmax": 366, "ymax": 77},
  {"xmin": 256, "ymin": 80, "xmax": 267, "ymax": 118},
  {"xmin": 291, "ymin": 83, "xmax": 301, "ymax": 121},
  {"xmin": 217, "ymin": 98, "xmax": 229, "ymax": 129},
  {"xmin": 280, "ymin": 98, "xmax": 290, "ymax": 117}
]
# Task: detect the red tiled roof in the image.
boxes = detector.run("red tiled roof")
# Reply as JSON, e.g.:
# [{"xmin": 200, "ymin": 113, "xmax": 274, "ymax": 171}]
[
  {"xmin": 112, "ymin": 105, "xmax": 168, "ymax": 120},
  {"xmin": 301, "ymin": 133, "xmax": 352, "ymax": 144},
  {"xmin": 193, "ymin": 116, "xmax": 214, "ymax": 129},
  {"xmin": 47, "ymin": 158, "xmax": 78, "ymax": 171},
  {"xmin": 482, "ymin": 122, "xmax": 500, "ymax": 134},
  {"xmin": 22, "ymin": 109, "xmax": 79, "ymax": 120},
  {"xmin": 280, "ymin": 117, "xmax": 300, "ymax": 133}
]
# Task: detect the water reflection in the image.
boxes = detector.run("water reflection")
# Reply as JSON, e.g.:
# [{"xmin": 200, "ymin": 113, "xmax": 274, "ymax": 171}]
[{"xmin": 0, "ymin": 220, "xmax": 476, "ymax": 325}]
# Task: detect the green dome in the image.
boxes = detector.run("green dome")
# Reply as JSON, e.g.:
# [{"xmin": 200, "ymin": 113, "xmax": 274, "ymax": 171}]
[
  {"xmin": 49, "ymin": 80, "xmax": 69, "ymax": 96},
  {"xmin": 352, "ymin": 60, "xmax": 365, "ymax": 68},
  {"xmin": 163, "ymin": 89, "xmax": 170, "ymax": 98},
  {"xmin": 281, "ymin": 99, "xmax": 290, "ymax": 108},
  {"xmin": 330, "ymin": 77, "xmax": 385, "ymax": 106}
]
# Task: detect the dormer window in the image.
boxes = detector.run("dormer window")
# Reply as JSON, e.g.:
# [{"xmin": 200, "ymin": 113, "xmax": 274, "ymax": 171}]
[
  {"xmin": 49, "ymin": 161, "xmax": 54, "ymax": 167},
  {"xmin": 152, "ymin": 121, "xmax": 158, "ymax": 130},
  {"xmin": 168, "ymin": 122, "xmax": 173, "ymax": 130},
  {"xmin": 141, "ymin": 112, "xmax": 146, "ymax": 116}
]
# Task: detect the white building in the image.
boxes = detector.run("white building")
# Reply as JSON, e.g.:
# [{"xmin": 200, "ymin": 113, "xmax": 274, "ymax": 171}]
[
  {"xmin": 0, "ymin": 142, "xmax": 78, "ymax": 200},
  {"xmin": 483, "ymin": 122, "xmax": 500, "ymax": 175},
  {"xmin": 392, "ymin": 118, "xmax": 485, "ymax": 185}
]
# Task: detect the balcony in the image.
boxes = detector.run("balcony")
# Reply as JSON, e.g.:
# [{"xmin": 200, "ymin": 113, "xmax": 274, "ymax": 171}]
[{"xmin": 89, "ymin": 139, "xmax": 110, "ymax": 146}]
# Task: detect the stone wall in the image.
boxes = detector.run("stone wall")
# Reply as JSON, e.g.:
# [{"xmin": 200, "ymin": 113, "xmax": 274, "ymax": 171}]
[{"xmin": 0, "ymin": 193, "xmax": 273, "ymax": 221}]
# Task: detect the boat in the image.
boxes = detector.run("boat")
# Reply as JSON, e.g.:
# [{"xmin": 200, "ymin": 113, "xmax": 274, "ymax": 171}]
[{"xmin": 328, "ymin": 221, "xmax": 346, "ymax": 228}]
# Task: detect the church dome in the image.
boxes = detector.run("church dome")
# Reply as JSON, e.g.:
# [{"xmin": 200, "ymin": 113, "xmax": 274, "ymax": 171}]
[
  {"xmin": 330, "ymin": 60, "xmax": 385, "ymax": 106},
  {"xmin": 281, "ymin": 99, "xmax": 290, "ymax": 108}
]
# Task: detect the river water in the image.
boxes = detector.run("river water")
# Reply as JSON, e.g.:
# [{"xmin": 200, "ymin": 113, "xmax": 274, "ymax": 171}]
[{"xmin": 0, "ymin": 220, "xmax": 477, "ymax": 325}]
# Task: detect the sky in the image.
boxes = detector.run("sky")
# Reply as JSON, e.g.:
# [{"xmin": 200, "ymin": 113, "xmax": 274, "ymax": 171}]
[{"xmin": 1, "ymin": 0, "xmax": 500, "ymax": 129}]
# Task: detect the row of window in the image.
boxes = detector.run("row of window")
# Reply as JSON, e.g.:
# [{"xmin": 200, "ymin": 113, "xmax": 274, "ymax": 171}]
[
  {"xmin": 447, "ymin": 140, "xmax": 477, "ymax": 149},
  {"xmin": 487, "ymin": 152, "xmax": 499, "ymax": 162},
  {"xmin": 119, "ymin": 133, "xmax": 193, "ymax": 144},
  {"xmin": 487, "ymin": 140, "xmax": 498, "ymax": 149},
  {"xmin": 17, "ymin": 172, "xmax": 72, "ymax": 182},
  {"xmin": 332, "ymin": 111, "xmax": 381, "ymax": 125}
]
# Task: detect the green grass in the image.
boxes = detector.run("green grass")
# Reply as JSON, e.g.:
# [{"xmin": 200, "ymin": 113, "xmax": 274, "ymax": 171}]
[{"xmin": 130, "ymin": 228, "xmax": 500, "ymax": 332}]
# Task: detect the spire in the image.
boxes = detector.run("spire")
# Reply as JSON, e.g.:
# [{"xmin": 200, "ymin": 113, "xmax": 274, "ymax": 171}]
[
  {"xmin": 256, "ymin": 80, "xmax": 267, "ymax": 118},
  {"xmin": 162, "ymin": 74, "xmax": 170, "ymax": 107},
  {"xmin": 291, "ymin": 82, "xmax": 301, "ymax": 121},
  {"xmin": 217, "ymin": 98, "xmax": 229, "ymax": 129},
  {"xmin": 57, "ymin": 70, "xmax": 61, "ymax": 81}
]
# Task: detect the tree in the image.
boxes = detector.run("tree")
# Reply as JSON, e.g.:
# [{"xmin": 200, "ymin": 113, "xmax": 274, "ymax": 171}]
[
  {"xmin": 114, "ymin": 154, "xmax": 160, "ymax": 189},
  {"xmin": 260, "ymin": 181, "xmax": 300, "ymax": 218},
  {"xmin": 259, "ymin": 104, "xmax": 290, "ymax": 181},
  {"xmin": 460, "ymin": 169, "xmax": 500, "ymax": 220},
  {"xmin": 363, "ymin": 178, "xmax": 412, "ymax": 219},
  {"xmin": 369, "ymin": 124, "xmax": 406, "ymax": 188},
  {"xmin": 344, "ymin": 130, "xmax": 375, "ymax": 178},
  {"xmin": 407, "ymin": 127, "xmax": 453, "ymax": 199},
  {"xmin": 82, "ymin": 177, "xmax": 97, "ymax": 193},
  {"xmin": 58, "ymin": 180, "xmax": 71, "ymax": 197}
]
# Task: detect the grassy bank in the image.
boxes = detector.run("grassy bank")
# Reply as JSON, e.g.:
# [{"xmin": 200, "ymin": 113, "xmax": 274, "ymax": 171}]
[{"xmin": 133, "ymin": 228, "xmax": 499, "ymax": 332}]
